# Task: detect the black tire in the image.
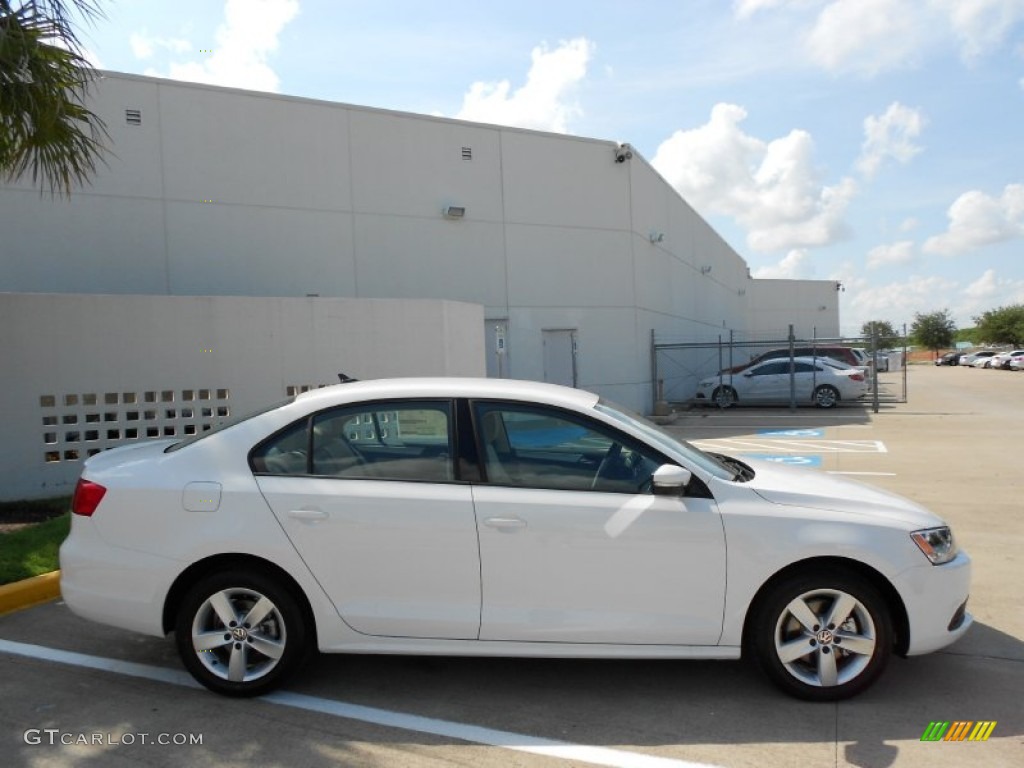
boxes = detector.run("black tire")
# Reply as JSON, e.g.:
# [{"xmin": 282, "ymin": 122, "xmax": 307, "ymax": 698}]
[
  {"xmin": 712, "ymin": 385, "xmax": 737, "ymax": 408},
  {"xmin": 814, "ymin": 385, "xmax": 840, "ymax": 409},
  {"xmin": 175, "ymin": 569, "xmax": 309, "ymax": 697},
  {"xmin": 747, "ymin": 569, "xmax": 892, "ymax": 701}
]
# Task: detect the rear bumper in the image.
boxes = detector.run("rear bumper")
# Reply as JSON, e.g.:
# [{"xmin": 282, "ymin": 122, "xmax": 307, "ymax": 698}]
[{"xmin": 59, "ymin": 516, "xmax": 177, "ymax": 637}]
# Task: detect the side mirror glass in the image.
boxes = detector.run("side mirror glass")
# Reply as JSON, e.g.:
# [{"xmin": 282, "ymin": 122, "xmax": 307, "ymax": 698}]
[{"xmin": 651, "ymin": 464, "xmax": 692, "ymax": 495}]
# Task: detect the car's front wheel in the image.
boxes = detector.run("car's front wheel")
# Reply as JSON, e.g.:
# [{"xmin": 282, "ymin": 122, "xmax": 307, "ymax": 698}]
[
  {"xmin": 175, "ymin": 569, "xmax": 308, "ymax": 697},
  {"xmin": 712, "ymin": 385, "xmax": 737, "ymax": 408},
  {"xmin": 748, "ymin": 570, "xmax": 892, "ymax": 701}
]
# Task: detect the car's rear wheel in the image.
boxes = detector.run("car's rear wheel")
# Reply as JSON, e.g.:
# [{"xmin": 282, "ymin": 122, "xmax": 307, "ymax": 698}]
[
  {"xmin": 175, "ymin": 569, "xmax": 308, "ymax": 697},
  {"xmin": 712, "ymin": 386, "xmax": 737, "ymax": 408},
  {"xmin": 748, "ymin": 570, "xmax": 892, "ymax": 701},
  {"xmin": 814, "ymin": 385, "xmax": 839, "ymax": 409}
]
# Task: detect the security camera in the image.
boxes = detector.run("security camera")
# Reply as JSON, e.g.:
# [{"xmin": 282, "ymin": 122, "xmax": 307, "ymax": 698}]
[{"xmin": 614, "ymin": 143, "xmax": 634, "ymax": 163}]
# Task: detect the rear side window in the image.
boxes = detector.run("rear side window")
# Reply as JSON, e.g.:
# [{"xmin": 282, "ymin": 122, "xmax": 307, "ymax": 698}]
[{"xmin": 251, "ymin": 400, "xmax": 454, "ymax": 482}]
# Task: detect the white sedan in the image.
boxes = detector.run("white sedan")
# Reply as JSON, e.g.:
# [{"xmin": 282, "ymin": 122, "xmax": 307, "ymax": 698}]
[
  {"xmin": 696, "ymin": 356, "xmax": 868, "ymax": 408},
  {"xmin": 60, "ymin": 378, "xmax": 971, "ymax": 701}
]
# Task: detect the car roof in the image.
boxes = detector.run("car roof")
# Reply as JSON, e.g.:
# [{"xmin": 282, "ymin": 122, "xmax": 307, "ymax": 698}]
[
  {"xmin": 751, "ymin": 356, "xmax": 850, "ymax": 368},
  {"xmin": 292, "ymin": 377, "xmax": 602, "ymax": 410}
]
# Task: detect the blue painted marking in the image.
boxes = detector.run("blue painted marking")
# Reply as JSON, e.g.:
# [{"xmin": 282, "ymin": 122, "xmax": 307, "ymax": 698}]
[
  {"xmin": 757, "ymin": 428, "xmax": 824, "ymax": 437},
  {"xmin": 743, "ymin": 454, "xmax": 822, "ymax": 467}
]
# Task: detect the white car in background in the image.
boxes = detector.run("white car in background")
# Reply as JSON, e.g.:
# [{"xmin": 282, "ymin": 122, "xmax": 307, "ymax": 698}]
[
  {"xmin": 1009, "ymin": 354, "xmax": 1024, "ymax": 371},
  {"xmin": 696, "ymin": 356, "xmax": 868, "ymax": 409},
  {"xmin": 987, "ymin": 350, "xmax": 1024, "ymax": 370},
  {"xmin": 959, "ymin": 351, "xmax": 998, "ymax": 367},
  {"xmin": 59, "ymin": 378, "xmax": 971, "ymax": 702}
]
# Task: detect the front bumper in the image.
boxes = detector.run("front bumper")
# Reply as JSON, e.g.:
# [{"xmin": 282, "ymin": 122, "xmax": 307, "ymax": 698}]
[{"xmin": 893, "ymin": 549, "xmax": 973, "ymax": 656}]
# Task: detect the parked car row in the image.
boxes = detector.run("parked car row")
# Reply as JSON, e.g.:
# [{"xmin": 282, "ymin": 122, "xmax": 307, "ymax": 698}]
[{"xmin": 937, "ymin": 349, "xmax": 1024, "ymax": 369}]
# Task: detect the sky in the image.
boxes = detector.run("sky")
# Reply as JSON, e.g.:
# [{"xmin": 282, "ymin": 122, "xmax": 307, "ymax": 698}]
[{"xmin": 71, "ymin": 0, "xmax": 1024, "ymax": 335}]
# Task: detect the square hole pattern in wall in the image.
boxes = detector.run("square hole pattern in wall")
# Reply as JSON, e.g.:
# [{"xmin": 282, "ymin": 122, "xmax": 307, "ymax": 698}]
[
  {"xmin": 39, "ymin": 388, "xmax": 231, "ymax": 463},
  {"xmin": 285, "ymin": 383, "xmax": 331, "ymax": 397}
]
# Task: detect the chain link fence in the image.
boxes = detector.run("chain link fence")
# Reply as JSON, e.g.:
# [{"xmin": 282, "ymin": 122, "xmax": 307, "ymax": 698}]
[{"xmin": 651, "ymin": 326, "xmax": 909, "ymax": 413}]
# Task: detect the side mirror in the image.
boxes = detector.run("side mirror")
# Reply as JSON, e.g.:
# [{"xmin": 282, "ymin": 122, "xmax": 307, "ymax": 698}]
[
  {"xmin": 651, "ymin": 464, "xmax": 692, "ymax": 496},
  {"xmin": 743, "ymin": 370, "xmax": 754, "ymax": 377}
]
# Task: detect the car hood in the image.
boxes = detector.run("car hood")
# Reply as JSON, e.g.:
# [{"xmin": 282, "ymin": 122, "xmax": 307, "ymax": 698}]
[{"xmin": 739, "ymin": 458, "xmax": 943, "ymax": 529}]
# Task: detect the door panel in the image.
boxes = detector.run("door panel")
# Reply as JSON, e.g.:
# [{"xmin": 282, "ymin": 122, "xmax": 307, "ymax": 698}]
[
  {"xmin": 258, "ymin": 477, "xmax": 481, "ymax": 639},
  {"xmin": 471, "ymin": 401, "xmax": 726, "ymax": 645},
  {"xmin": 472, "ymin": 485, "xmax": 726, "ymax": 644}
]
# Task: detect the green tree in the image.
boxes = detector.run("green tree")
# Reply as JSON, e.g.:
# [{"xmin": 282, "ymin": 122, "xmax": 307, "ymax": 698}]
[
  {"xmin": 1, "ymin": 1, "xmax": 108, "ymax": 196},
  {"xmin": 973, "ymin": 304, "xmax": 1024, "ymax": 347},
  {"xmin": 911, "ymin": 309, "xmax": 956, "ymax": 357},
  {"xmin": 859, "ymin": 320, "xmax": 901, "ymax": 349}
]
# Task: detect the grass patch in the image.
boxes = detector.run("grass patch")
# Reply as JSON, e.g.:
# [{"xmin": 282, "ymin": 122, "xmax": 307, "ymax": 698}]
[{"xmin": 0, "ymin": 513, "xmax": 71, "ymax": 584}]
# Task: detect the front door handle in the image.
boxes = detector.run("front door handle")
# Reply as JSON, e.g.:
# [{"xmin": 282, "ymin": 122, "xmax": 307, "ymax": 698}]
[
  {"xmin": 288, "ymin": 508, "xmax": 328, "ymax": 523},
  {"xmin": 483, "ymin": 516, "xmax": 527, "ymax": 531}
]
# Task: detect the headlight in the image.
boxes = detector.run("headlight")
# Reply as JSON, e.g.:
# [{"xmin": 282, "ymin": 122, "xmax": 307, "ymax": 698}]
[{"xmin": 911, "ymin": 526, "xmax": 957, "ymax": 565}]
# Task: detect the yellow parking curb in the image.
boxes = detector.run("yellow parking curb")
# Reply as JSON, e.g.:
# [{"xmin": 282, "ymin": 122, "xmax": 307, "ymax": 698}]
[{"xmin": 0, "ymin": 571, "xmax": 61, "ymax": 617}]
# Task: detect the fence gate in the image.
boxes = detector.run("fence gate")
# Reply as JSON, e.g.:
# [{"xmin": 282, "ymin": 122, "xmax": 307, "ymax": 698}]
[{"xmin": 651, "ymin": 326, "xmax": 909, "ymax": 413}]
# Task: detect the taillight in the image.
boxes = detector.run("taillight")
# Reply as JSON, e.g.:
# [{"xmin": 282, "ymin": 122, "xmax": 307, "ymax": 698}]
[
  {"xmin": 72, "ymin": 478, "xmax": 107, "ymax": 517},
  {"xmin": 850, "ymin": 373, "xmax": 865, "ymax": 381}
]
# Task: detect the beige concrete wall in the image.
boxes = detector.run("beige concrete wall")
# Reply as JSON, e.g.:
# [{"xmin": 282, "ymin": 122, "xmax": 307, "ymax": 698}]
[
  {"xmin": 0, "ymin": 72, "xmax": 839, "ymax": 415},
  {"xmin": 0, "ymin": 294, "xmax": 483, "ymax": 500}
]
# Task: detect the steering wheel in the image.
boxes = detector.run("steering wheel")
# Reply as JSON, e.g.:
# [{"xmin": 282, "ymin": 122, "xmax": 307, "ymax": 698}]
[{"xmin": 590, "ymin": 443, "xmax": 623, "ymax": 490}]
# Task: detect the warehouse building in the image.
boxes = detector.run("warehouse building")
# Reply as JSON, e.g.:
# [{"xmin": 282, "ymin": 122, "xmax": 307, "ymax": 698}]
[{"xmin": 0, "ymin": 72, "xmax": 839, "ymax": 499}]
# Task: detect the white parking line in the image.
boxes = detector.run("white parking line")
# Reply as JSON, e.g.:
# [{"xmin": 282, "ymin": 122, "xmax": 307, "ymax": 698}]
[
  {"xmin": 693, "ymin": 439, "xmax": 887, "ymax": 454},
  {"xmin": 0, "ymin": 639, "xmax": 722, "ymax": 768}
]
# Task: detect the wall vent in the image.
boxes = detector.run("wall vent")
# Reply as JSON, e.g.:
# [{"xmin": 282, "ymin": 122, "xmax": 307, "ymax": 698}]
[
  {"xmin": 461, "ymin": 146, "xmax": 472, "ymax": 160},
  {"xmin": 125, "ymin": 109, "xmax": 142, "ymax": 126}
]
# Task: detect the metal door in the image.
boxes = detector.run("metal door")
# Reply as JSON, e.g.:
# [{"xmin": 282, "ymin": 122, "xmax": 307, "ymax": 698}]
[{"xmin": 542, "ymin": 329, "xmax": 577, "ymax": 388}]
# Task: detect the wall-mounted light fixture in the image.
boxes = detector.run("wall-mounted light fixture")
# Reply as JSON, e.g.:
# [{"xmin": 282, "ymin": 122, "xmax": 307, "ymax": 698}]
[
  {"xmin": 835, "ymin": 281, "xmax": 844, "ymax": 292},
  {"xmin": 737, "ymin": 289, "xmax": 746, "ymax": 297},
  {"xmin": 818, "ymin": 305, "xmax": 828, "ymax": 311},
  {"xmin": 614, "ymin": 143, "xmax": 634, "ymax": 163},
  {"xmin": 649, "ymin": 231, "xmax": 665, "ymax": 244},
  {"xmin": 442, "ymin": 205, "xmax": 466, "ymax": 219},
  {"xmin": 700, "ymin": 265, "xmax": 712, "ymax": 275}
]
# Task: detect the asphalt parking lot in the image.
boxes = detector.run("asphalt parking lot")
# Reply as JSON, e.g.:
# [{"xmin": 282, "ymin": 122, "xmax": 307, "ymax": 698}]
[{"xmin": 2, "ymin": 364, "xmax": 1021, "ymax": 768}]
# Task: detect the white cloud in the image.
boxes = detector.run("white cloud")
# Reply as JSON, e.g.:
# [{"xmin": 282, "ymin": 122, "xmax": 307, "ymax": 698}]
[
  {"xmin": 856, "ymin": 102, "xmax": 925, "ymax": 178},
  {"xmin": 130, "ymin": 32, "xmax": 191, "ymax": 61},
  {"xmin": 936, "ymin": 0, "xmax": 1024, "ymax": 60},
  {"xmin": 900, "ymin": 217, "xmax": 919, "ymax": 232},
  {"xmin": 746, "ymin": 0, "xmax": 1024, "ymax": 74},
  {"xmin": 922, "ymin": 183, "xmax": 1024, "ymax": 255},
  {"xmin": 752, "ymin": 249, "xmax": 814, "ymax": 278},
  {"xmin": 841, "ymin": 273, "xmax": 958, "ymax": 332},
  {"xmin": 453, "ymin": 38, "xmax": 594, "ymax": 133},
  {"xmin": 146, "ymin": 0, "xmax": 299, "ymax": 93},
  {"xmin": 806, "ymin": 0, "xmax": 927, "ymax": 74},
  {"xmin": 963, "ymin": 268, "xmax": 1024, "ymax": 303},
  {"xmin": 867, "ymin": 240, "xmax": 916, "ymax": 269},
  {"xmin": 652, "ymin": 103, "xmax": 857, "ymax": 252}
]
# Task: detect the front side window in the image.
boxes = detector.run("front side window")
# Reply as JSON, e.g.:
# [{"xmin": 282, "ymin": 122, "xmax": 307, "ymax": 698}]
[{"xmin": 474, "ymin": 403, "xmax": 661, "ymax": 493}]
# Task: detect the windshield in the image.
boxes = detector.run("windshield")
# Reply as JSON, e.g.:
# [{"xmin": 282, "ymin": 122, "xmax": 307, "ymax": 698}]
[
  {"xmin": 594, "ymin": 399, "xmax": 737, "ymax": 481},
  {"xmin": 164, "ymin": 398, "xmax": 293, "ymax": 453}
]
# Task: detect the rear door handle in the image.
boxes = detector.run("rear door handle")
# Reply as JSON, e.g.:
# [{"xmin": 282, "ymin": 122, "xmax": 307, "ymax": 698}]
[
  {"xmin": 288, "ymin": 508, "xmax": 328, "ymax": 523},
  {"xmin": 483, "ymin": 517, "xmax": 527, "ymax": 531}
]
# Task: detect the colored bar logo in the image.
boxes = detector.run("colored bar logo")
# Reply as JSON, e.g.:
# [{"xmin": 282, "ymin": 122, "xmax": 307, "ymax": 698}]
[{"xmin": 920, "ymin": 721, "xmax": 997, "ymax": 742}]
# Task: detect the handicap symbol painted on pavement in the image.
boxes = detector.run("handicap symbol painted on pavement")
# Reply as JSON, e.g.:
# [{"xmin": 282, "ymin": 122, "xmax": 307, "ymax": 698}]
[
  {"xmin": 757, "ymin": 428, "xmax": 824, "ymax": 437},
  {"xmin": 742, "ymin": 454, "xmax": 822, "ymax": 467}
]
